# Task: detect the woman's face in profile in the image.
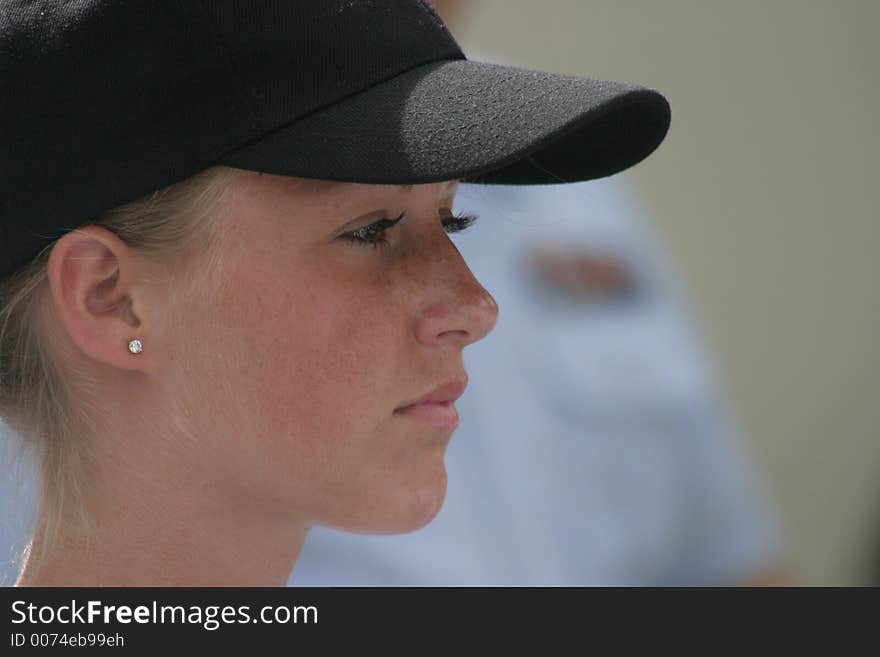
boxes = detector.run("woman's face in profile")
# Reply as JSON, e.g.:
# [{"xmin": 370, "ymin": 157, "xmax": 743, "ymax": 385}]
[{"xmin": 176, "ymin": 171, "xmax": 497, "ymax": 534}]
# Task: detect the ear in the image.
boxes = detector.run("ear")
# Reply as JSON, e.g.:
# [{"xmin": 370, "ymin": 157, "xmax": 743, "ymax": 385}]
[{"xmin": 47, "ymin": 226, "xmax": 154, "ymax": 373}]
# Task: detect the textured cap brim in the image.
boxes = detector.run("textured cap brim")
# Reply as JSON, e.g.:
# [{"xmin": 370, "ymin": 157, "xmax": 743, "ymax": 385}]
[{"xmin": 219, "ymin": 59, "xmax": 671, "ymax": 185}]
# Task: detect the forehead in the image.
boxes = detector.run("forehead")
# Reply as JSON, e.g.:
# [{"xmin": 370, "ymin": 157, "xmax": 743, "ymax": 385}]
[
  {"xmin": 280, "ymin": 178, "xmax": 458, "ymax": 197},
  {"xmin": 226, "ymin": 174, "xmax": 461, "ymax": 237}
]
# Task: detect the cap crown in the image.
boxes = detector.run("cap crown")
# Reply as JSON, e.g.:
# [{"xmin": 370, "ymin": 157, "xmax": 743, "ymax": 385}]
[{"xmin": 1, "ymin": 0, "xmax": 463, "ymax": 277}]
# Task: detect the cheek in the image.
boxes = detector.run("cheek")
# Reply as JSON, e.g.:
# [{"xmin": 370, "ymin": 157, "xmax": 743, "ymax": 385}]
[
  {"xmin": 251, "ymin": 282, "xmax": 395, "ymax": 429},
  {"xmin": 208, "ymin": 271, "xmax": 408, "ymax": 496},
  {"xmin": 181, "ymin": 254, "xmax": 445, "ymax": 531}
]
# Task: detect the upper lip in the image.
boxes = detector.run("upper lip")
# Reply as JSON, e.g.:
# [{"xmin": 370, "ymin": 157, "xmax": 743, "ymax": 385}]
[{"xmin": 396, "ymin": 377, "xmax": 468, "ymax": 409}]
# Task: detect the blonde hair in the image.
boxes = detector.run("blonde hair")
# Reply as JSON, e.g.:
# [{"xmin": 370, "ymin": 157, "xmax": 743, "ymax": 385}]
[{"xmin": 0, "ymin": 165, "xmax": 247, "ymax": 576}]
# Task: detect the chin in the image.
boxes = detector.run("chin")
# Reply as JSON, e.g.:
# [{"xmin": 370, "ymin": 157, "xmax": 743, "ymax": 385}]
[
  {"xmin": 403, "ymin": 467, "xmax": 448, "ymax": 531},
  {"xmin": 333, "ymin": 463, "xmax": 448, "ymax": 536},
  {"xmin": 396, "ymin": 457, "xmax": 449, "ymax": 533}
]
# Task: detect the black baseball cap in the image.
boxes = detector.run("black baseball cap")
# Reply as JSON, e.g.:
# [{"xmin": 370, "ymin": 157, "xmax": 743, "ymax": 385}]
[{"xmin": 0, "ymin": 0, "xmax": 671, "ymax": 281}]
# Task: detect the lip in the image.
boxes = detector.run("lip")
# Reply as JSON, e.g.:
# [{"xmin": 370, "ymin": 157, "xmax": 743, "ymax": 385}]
[
  {"xmin": 393, "ymin": 378, "xmax": 467, "ymax": 430},
  {"xmin": 393, "ymin": 400, "xmax": 460, "ymax": 430},
  {"xmin": 396, "ymin": 378, "xmax": 468, "ymax": 409}
]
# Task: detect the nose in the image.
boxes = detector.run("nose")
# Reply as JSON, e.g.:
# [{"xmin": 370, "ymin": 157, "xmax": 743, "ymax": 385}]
[{"xmin": 412, "ymin": 236, "xmax": 499, "ymax": 349}]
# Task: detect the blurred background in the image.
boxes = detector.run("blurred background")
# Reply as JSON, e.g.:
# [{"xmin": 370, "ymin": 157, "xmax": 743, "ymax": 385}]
[{"xmin": 449, "ymin": 0, "xmax": 879, "ymax": 585}]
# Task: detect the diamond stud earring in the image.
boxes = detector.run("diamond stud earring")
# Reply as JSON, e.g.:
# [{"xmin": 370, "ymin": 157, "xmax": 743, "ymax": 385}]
[{"xmin": 128, "ymin": 339, "xmax": 143, "ymax": 354}]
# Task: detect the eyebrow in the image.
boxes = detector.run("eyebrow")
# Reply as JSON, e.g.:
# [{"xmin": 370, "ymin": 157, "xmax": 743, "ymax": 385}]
[{"xmin": 320, "ymin": 182, "xmax": 452, "ymax": 193}]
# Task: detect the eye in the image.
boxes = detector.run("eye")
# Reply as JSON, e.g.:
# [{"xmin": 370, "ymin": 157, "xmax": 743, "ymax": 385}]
[
  {"xmin": 442, "ymin": 211, "xmax": 479, "ymax": 234},
  {"xmin": 340, "ymin": 212, "xmax": 406, "ymax": 249},
  {"xmin": 339, "ymin": 210, "xmax": 479, "ymax": 250}
]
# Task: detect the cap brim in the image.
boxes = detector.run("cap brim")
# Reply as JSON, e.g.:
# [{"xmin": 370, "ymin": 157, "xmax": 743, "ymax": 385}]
[{"xmin": 219, "ymin": 58, "xmax": 670, "ymax": 185}]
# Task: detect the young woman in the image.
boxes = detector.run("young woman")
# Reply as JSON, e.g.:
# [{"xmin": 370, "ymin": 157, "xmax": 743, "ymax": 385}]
[{"xmin": 0, "ymin": 0, "xmax": 670, "ymax": 585}]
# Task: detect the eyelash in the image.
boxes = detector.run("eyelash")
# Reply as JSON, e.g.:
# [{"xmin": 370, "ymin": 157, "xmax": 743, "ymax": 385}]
[{"xmin": 341, "ymin": 211, "xmax": 479, "ymax": 249}]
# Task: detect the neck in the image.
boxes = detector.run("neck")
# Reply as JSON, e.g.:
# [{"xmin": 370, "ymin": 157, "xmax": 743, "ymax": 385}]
[{"xmin": 16, "ymin": 465, "xmax": 308, "ymax": 586}]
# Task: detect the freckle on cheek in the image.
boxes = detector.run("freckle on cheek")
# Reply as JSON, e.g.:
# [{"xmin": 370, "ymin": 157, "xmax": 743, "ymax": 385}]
[{"xmin": 306, "ymin": 292, "xmax": 347, "ymax": 325}]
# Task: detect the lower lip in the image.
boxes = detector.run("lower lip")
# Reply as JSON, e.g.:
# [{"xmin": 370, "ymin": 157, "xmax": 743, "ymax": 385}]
[{"xmin": 393, "ymin": 401, "xmax": 459, "ymax": 430}]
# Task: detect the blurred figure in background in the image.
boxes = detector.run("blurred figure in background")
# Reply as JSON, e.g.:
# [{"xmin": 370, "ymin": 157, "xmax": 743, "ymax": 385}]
[
  {"xmin": 0, "ymin": 431, "xmax": 34, "ymax": 584},
  {"xmin": 0, "ymin": 0, "xmax": 785, "ymax": 586}
]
